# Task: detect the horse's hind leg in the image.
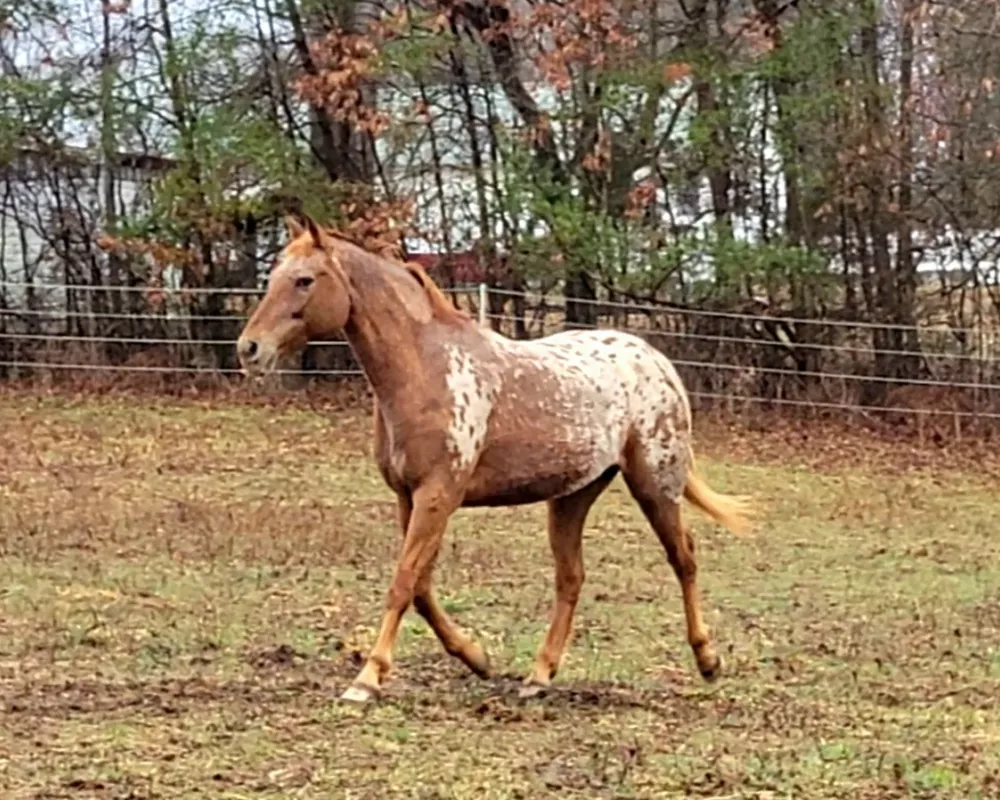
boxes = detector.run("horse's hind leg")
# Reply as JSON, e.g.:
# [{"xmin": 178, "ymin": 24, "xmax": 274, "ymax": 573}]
[
  {"xmin": 523, "ymin": 471, "xmax": 615, "ymax": 694},
  {"xmin": 623, "ymin": 448, "xmax": 722, "ymax": 682}
]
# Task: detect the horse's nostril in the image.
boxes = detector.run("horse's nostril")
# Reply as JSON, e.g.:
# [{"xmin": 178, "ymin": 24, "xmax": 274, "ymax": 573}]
[{"xmin": 239, "ymin": 338, "xmax": 259, "ymax": 362}]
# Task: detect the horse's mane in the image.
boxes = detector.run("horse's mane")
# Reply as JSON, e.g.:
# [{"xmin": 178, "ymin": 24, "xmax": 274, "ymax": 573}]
[
  {"xmin": 321, "ymin": 228, "xmax": 473, "ymax": 327},
  {"xmin": 400, "ymin": 260, "xmax": 473, "ymax": 326}
]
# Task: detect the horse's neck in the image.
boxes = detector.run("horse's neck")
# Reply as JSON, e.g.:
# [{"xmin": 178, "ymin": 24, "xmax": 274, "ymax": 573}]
[{"xmin": 340, "ymin": 252, "xmax": 437, "ymax": 404}]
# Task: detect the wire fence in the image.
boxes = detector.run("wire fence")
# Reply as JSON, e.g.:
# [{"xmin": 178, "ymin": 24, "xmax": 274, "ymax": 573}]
[{"xmin": 2, "ymin": 280, "xmax": 999, "ymax": 428}]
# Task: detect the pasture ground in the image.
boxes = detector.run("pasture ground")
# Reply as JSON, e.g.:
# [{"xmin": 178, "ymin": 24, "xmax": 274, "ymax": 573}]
[{"xmin": 1, "ymin": 391, "xmax": 999, "ymax": 799}]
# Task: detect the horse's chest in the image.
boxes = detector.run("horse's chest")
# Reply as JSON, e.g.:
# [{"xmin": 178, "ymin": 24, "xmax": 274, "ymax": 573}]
[
  {"xmin": 374, "ymin": 413, "xmax": 426, "ymax": 491},
  {"xmin": 374, "ymin": 431, "xmax": 404, "ymax": 490},
  {"xmin": 383, "ymin": 444, "xmax": 408, "ymax": 483},
  {"xmin": 376, "ymin": 411, "xmax": 459, "ymax": 490}
]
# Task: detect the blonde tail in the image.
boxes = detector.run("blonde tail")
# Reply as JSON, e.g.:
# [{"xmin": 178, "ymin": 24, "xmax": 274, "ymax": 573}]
[{"xmin": 683, "ymin": 455, "xmax": 753, "ymax": 537}]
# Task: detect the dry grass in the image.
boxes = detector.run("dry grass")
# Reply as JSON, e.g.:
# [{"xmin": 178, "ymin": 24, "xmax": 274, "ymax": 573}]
[{"xmin": 1, "ymin": 391, "xmax": 1000, "ymax": 798}]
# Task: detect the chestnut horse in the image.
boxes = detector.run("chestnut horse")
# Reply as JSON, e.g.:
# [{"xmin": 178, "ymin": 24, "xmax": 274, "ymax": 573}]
[{"xmin": 237, "ymin": 216, "xmax": 751, "ymax": 703}]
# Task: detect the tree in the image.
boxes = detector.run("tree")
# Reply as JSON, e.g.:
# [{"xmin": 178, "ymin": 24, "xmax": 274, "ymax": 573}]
[{"xmin": 3, "ymin": 0, "xmax": 1000, "ymax": 408}]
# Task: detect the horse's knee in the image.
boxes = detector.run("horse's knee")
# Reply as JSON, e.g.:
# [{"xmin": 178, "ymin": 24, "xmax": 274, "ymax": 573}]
[{"xmin": 387, "ymin": 569, "xmax": 418, "ymax": 610}]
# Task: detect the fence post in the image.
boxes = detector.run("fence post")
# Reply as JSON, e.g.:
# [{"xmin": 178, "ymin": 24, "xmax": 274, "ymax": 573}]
[{"xmin": 478, "ymin": 283, "xmax": 488, "ymax": 328}]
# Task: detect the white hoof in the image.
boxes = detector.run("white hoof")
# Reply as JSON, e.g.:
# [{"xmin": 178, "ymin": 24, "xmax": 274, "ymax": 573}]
[
  {"xmin": 518, "ymin": 682, "xmax": 549, "ymax": 699},
  {"xmin": 340, "ymin": 683, "xmax": 378, "ymax": 704}
]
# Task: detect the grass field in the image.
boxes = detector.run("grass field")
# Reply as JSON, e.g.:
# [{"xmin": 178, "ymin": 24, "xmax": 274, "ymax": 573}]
[{"xmin": 1, "ymin": 392, "xmax": 999, "ymax": 799}]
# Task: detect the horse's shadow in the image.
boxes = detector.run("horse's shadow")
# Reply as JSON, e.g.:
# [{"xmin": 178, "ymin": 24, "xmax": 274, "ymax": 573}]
[
  {"xmin": 379, "ymin": 664, "xmax": 718, "ymax": 718},
  {"xmin": 249, "ymin": 646, "xmax": 721, "ymax": 716}
]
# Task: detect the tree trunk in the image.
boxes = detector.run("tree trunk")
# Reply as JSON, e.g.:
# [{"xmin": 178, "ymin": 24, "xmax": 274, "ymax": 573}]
[
  {"xmin": 689, "ymin": 0, "xmax": 733, "ymax": 255},
  {"xmin": 859, "ymin": 0, "xmax": 925, "ymax": 394},
  {"xmin": 454, "ymin": 0, "xmax": 597, "ymax": 326},
  {"xmin": 893, "ymin": 0, "xmax": 923, "ymax": 379},
  {"xmin": 99, "ymin": 3, "xmax": 124, "ymax": 321},
  {"xmin": 286, "ymin": 0, "xmax": 375, "ymax": 184}
]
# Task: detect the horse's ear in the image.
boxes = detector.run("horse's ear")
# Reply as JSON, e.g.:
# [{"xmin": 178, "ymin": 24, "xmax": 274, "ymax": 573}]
[
  {"xmin": 284, "ymin": 215, "xmax": 305, "ymax": 239},
  {"xmin": 303, "ymin": 214, "xmax": 325, "ymax": 249}
]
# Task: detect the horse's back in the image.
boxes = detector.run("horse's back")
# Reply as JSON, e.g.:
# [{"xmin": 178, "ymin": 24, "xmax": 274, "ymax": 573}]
[{"xmin": 493, "ymin": 328, "xmax": 689, "ymax": 418}]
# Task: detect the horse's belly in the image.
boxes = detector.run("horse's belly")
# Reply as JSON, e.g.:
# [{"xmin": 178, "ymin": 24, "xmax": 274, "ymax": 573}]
[
  {"xmin": 461, "ymin": 466, "xmax": 620, "ymax": 507},
  {"xmin": 460, "ymin": 437, "xmax": 619, "ymax": 507},
  {"xmin": 461, "ymin": 479, "xmax": 573, "ymax": 507}
]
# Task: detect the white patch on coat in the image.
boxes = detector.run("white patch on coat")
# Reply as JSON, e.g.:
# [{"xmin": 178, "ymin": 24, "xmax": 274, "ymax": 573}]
[
  {"xmin": 483, "ymin": 328, "xmax": 693, "ymax": 500},
  {"xmin": 444, "ymin": 344, "xmax": 495, "ymax": 469}
]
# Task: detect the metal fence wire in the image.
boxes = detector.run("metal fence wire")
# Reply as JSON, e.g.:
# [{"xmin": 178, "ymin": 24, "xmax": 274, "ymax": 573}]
[{"xmin": 1, "ymin": 280, "xmax": 999, "ymax": 421}]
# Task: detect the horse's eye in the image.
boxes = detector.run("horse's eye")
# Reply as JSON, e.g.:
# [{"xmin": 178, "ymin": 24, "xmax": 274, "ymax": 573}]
[{"xmin": 295, "ymin": 276, "xmax": 314, "ymax": 289}]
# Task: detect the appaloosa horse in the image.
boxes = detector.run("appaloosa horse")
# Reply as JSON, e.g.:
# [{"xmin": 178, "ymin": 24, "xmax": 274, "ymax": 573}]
[{"xmin": 236, "ymin": 215, "xmax": 752, "ymax": 703}]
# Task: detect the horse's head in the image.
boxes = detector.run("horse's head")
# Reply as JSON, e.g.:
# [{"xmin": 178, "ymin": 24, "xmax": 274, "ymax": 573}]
[{"xmin": 237, "ymin": 215, "xmax": 351, "ymax": 375}]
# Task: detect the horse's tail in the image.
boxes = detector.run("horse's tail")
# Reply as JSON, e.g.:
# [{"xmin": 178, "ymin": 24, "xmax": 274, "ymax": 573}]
[{"xmin": 683, "ymin": 450, "xmax": 753, "ymax": 537}]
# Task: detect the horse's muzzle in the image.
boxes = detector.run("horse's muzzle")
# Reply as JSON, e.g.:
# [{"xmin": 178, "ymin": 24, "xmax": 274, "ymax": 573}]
[{"xmin": 236, "ymin": 336, "xmax": 277, "ymax": 376}]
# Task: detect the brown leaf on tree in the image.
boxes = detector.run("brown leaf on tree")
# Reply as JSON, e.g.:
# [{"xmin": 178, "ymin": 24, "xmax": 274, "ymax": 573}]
[
  {"xmin": 144, "ymin": 287, "xmax": 167, "ymax": 311},
  {"xmin": 295, "ymin": 26, "xmax": 391, "ymax": 138},
  {"xmin": 411, "ymin": 98, "xmax": 431, "ymax": 123},
  {"xmin": 582, "ymin": 128, "xmax": 611, "ymax": 174},
  {"xmin": 663, "ymin": 61, "xmax": 692, "ymax": 84},
  {"xmin": 325, "ymin": 184, "xmax": 416, "ymax": 261},
  {"xmin": 427, "ymin": 11, "xmax": 450, "ymax": 34},
  {"xmin": 526, "ymin": 0, "xmax": 638, "ymax": 93},
  {"xmin": 95, "ymin": 233, "xmax": 123, "ymax": 253},
  {"xmin": 625, "ymin": 180, "xmax": 657, "ymax": 220}
]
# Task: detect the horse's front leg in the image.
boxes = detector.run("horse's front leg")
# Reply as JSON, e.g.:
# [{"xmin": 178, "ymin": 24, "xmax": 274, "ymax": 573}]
[
  {"xmin": 394, "ymin": 492, "xmax": 491, "ymax": 678},
  {"xmin": 341, "ymin": 481, "xmax": 461, "ymax": 703}
]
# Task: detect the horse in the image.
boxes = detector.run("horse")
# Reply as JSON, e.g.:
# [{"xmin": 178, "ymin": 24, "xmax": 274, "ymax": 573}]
[{"xmin": 236, "ymin": 215, "xmax": 752, "ymax": 703}]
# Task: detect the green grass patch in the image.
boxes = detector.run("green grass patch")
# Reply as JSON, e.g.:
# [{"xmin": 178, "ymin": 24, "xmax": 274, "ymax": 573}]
[{"xmin": 1, "ymin": 396, "xmax": 999, "ymax": 797}]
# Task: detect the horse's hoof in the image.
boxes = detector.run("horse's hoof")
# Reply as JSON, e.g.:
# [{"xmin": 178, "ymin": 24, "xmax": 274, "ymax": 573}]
[
  {"xmin": 699, "ymin": 653, "xmax": 723, "ymax": 683},
  {"xmin": 340, "ymin": 682, "xmax": 379, "ymax": 704},
  {"xmin": 465, "ymin": 643, "xmax": 492, "ymax": 679},
  {"xmin": 518, "ymin": 681, "xmax": 549, "ymax": 700}
]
